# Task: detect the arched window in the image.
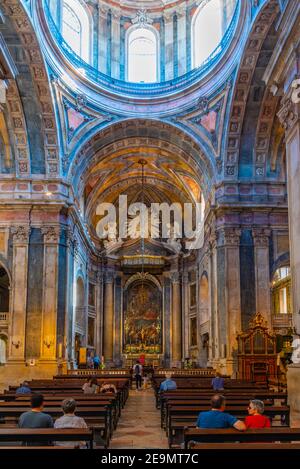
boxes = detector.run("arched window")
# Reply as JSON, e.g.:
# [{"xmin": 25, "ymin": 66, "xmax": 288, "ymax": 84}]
[
  {"xmin": 127, "ymin": 27, "xmax": 158, "ymax": 83},
  {"xmin": 272, "ymin": 267, "xmax": 291, "ymax": 315},
  {"xmin": 192, "ymin": 0, "xmax": 223, "ymax": 68},
  {"xmin": 62, "ymin": 0, "xmax": 91, "ymax": 63}
]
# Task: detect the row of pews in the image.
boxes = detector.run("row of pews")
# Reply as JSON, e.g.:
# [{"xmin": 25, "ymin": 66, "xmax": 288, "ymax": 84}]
[
  {"xmin": 0, "ymin": 374, "xmax": 131, "ymax": 449},
  {"xmin": 152, "ymin": 374, "xmax": 296, "ymax": 449}
]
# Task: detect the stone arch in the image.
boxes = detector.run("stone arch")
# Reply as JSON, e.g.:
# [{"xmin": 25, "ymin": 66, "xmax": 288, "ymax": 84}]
[
  {"xmin": 124, "ymin": 273, "xmax": 161, "ymax": 292},
  {"xmin": 69, "ymin": 119, "xmax": 216, "ymax": 203},
  {"xmin": 0, "ymin": 0, "xmax": 60, "ymax": 176},
  {"xmin": 225, "ymin": 0, "xmax": 280, "ymax": 179}
]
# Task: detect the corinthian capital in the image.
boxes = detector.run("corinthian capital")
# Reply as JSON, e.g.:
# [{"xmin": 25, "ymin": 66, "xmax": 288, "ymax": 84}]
[
  {"xmin": 252, "ymin": 228, "xmax": 271, "ymax": 247},
  {"xmin": 11, "ymin": 225, "xmax": 31, "ymax": 244},
  {"xmin": 217, "ymin": 227, "xmax": 241, "ymax": 247},
  {"xmin": 41, "ymin": 226, "xmax": 60, "ymax": 244},
  {"xmin": 277, "ymin": 78, "xmax": 300, "ymax": 133},
  {"xmin": 170, "ymin": 271, "xmax": 180, "ymax": 284}
]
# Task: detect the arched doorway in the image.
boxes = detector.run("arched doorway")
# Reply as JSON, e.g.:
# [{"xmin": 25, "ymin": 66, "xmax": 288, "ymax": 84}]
[
  {"xmin": 0, "ymin": 266, "xmax": 9, "ymax": 313},
  {"xmin": 74, "ymin": 276, "xmax": 86, "ymax": 363},
  {"xmin": 0, "ymin": 334, "xmax": 7, "ymax": 364},
  {"xmin": 0, "ymin": 265, "xmax": 10, "ymax": 364}
]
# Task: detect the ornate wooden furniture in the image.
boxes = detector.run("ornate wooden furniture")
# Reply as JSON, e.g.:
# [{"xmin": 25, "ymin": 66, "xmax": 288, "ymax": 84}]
[{"xmin": 237, "ymin": 313, "xmax": 277, "ymax": 382}]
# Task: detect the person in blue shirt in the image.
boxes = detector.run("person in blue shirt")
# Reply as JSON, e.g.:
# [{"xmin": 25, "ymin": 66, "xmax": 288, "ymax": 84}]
[
  {"xmin": 16, "ymin": 381, "xmax": 31, "ymax": 395},
  {"xmin": 211, "ymin": 372, "xmax": 225, "ymax": 391},
  {"xmin": 93, "ymin": 355, "xmax": 101, "ymax": 370},
  {"xmin": 159, "ymin": 373, "xmax": 177, "ymax": 392},
  {"xmin": 197, "ymin": 394, "xmax": 246, "ymax": 430}
]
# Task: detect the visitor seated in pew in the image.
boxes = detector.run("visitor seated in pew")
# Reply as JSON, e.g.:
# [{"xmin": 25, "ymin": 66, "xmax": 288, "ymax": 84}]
[
  {"xmin": 196, "ymin": 394, "xmax": 246, "ymax": 431},
  {"xmin": 18, "ymin": 393, "xmax": 54, "ymax": 445},
  {"xmin": 211, "ymin": 372, "xmax": 225, "ymax": 391},
  {"xmin": 54, "ymin": 398, "xmax": 88, "ymax": 448},
  {"xmin": 82, "ymin": 377, "xmax": 99, "ymax": 394},
  {"xmin": 159, "ymin": 373, "xmax": 177, "ymax": 392},
  {"xmin": 245, "ymin": 399, "xmax": 271, "ymax": 429},
  {"xmin": 19, "ymin": 393, "xmax": 53, "ymax": 429},
  {"xmin": 99, "ymin": 383, "xmax": 117, "ymax": 394},
  {"xmin": 16, "ymin": 381, "xmax": 31, "ymax": 395}
]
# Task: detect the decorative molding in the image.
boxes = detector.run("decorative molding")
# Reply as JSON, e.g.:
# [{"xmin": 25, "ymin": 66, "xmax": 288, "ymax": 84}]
[
  {"xmin": 11, "ymin": 225, "xmax": 31, "ymax": 244},
  {"xmin": 252, "ymin": 228, "xmax": 271, "ymax": 247},
  {"xmin": 41, "ymin": 226, "xmax": 60, "ymax": 244},
  {"xmin": 170, "ymin": 271, "xmax": 180, "ymax": 284},
  {"xmin": 1, "ymin": 0, "xmax": 59, "ymax": 177},
  {"xmin": 277, "ymin": 86, "xmax": 300, "ymax": 133},
  {"xmin": 217, "ymin": 227, "xmax": 241, "ymax": 247},
  {"xmin": 131, "ymin": 9, "xmax": 153, "ymax": 26},
  {"xmin": 225, "ymin": 0, "xmax": 280, "ymax": 178}
]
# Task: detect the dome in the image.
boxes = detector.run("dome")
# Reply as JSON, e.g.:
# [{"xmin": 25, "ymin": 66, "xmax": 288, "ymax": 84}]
[{"xmin": 43, "ymin": 0, "xmax": 240, "ymax": 88}]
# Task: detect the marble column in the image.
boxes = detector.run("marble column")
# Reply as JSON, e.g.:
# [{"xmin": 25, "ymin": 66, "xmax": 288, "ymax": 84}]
[
  {"xmin": 40, "ymin": 226, "xmax": 60, "ymax": 361},
  {"xmin": 111, "ymin": 10, "xmax": 121, "ymax": 79},
  {"xmin": 95, "ymin": 270, "xmax": 103, "ymax": 357},
  {"xmin": 103, "ymin": 271, "xmax": 114, "ymax": 365},
  {"xmin": 217, "ymin": 227, "xmax": 242, "ymax": 376},
  {"xmin": 252, "ymin": 228, "xmax": 271, "ymax": 326},
  {"xmin": 209, "ymin": 232, "xmax": 219, "ymax": 364},
  {"xmin": 177, "ymin": 5, "xmax": 187, "ymax": 77},
  {"xmin": 114, "ymin": 275, "xmax": 122, "ymax": 366},
  {"xmin": 164, "ymin": 12, "xmax": 174, "ymax": 81},
  {"xmin": 8, "ymin": 225, "xmax": 30, "ymax": 361},
  {"xmin": 287, "ymin": 364, "xmax": 300, "ymax": 427},
  {"xmin": 171, "ymin": 271, "xmax": 182, "ymax": 367},
  {"xmin": 65, "ymin": 229, "xmax": 75, "ymax": 365},
  {"xmin": 163, "ymin": 274, "xmax": 171, "ymax": 367},
  {"xmin": 182, "ymin": 271, "xmax": 189, "ymax": 361},
  {"xmin": 278, "ymin": 87, "xmax": 300, "ymax": 333}
]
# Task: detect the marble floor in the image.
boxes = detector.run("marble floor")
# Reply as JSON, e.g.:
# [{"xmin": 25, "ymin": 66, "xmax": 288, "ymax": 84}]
[{"xmin": 109, "ymin": 386, "xmax": 169, "ymax": 449}]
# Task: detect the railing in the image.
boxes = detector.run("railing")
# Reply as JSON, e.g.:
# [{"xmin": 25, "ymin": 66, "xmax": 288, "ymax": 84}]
[
  {"xmin": 42, "ymin": 0, "xmax": 240, "ymax": 97},
  {"xmin": 0, "ymin": 312, "xmax": 8, "ymax": 324},
  {"xmin": 67, "ymin": 369, "xmax": 130, "ymax": 376},
  {"xmin": 154, "ymin": 368, "xmax": 215, "ymax": 376},
  {"xmin": 272, "ymin": 314, "xmax": 293, "ymax": 328}
]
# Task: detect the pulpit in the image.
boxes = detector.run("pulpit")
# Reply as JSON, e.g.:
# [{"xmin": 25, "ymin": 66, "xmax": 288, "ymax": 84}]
[{"xmin": 237, "ymin": 313, "xmax": 277, "ymax": 382}]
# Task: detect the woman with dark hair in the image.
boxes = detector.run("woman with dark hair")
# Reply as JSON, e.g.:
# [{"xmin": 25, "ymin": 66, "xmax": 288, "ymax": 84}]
[{"xmin": 82, "ymin": 377, "xmax": 98, "ymax": 394}]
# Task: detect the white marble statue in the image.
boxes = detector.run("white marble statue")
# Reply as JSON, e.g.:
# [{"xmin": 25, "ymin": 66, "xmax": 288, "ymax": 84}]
[{"xmin": 291, "ymin": 336, "xmax": 300, "ymax": 364}]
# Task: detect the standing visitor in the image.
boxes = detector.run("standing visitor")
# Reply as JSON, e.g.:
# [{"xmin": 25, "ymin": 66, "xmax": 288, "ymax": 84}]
[
  {"xmin": 93, "ymin": 355, "xmax": 100, "ymax": 369},
  {"xmin": 133, "ymin": 360, "xmax": 143, "ymax": 390}
]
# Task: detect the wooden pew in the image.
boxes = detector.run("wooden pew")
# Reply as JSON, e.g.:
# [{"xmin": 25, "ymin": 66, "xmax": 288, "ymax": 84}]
[
  {"xmin": 0, "ymin": 406, "xmax": 111, "ymax": 447},
  {"xmin": 189, "ymin": 442, "xmax": 300, "ymax": 450},
  {"xmin": 184, "ymin": 428, "xmax": 300, "ymax": 449},
  {"xmin": 0, "ymin": 428, "xmax": 93, "ymax": 448},
  {"xmin": 167, "ymin": 405, "xmax": 290, "ymax": 447}
]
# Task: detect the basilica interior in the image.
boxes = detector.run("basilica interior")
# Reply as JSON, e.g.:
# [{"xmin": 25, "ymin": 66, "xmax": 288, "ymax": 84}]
[{"xmin": 0, "ymin": 0, "xmax": 300, "ymax": 445}]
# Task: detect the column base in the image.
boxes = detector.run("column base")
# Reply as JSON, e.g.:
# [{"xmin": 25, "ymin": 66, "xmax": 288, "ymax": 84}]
[{"xmin": 287, "ymin": 364, "xmax": 300, "ymax": 427}]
